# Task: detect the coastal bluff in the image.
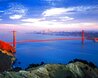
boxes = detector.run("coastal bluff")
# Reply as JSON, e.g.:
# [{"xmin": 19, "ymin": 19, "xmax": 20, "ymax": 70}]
[
  {"xmin": 0, "ymin": 61, "xmax": 98, "ymax": 78},
  {"xmin": 0, "ymin": 40, "xmax": 16, "ymax": 72}
]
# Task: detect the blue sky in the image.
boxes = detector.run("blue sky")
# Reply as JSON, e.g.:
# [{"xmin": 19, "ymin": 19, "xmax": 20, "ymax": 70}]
[{"xmin": 0, "ymin": 0, "xmax": 98, "ymax": 31}]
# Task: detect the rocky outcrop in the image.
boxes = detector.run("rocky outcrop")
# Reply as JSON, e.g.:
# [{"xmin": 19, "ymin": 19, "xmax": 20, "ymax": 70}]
[
  {"xmin": 0, "ymin": 40, "xmax": 16, "ymax": 72},
  {"xmin": 0, "ymin": 61, "xmax": 98, "ymax": 78},
  {"xmin": 0, "ymin": 51, "xmax": 15, "ymax": 72},
  {"xmin": 0, "ymin": 40, "xmax": 16, "ymax": 55}
]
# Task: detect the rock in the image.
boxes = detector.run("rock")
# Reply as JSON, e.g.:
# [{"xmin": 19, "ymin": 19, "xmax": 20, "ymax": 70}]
[
  {"xmin": 0, "ymin": 40, "xmax": 16, "ymax": 72},
  {"xmin": 0, "ymin": 51, "xmax": 15, "ymax": 72},
  {"xmin": 0, "ymin": 61, "xmax": 98, "ymax": 78},
  {"xmin": 0, "ymin": 40, "xmax": 16, "ymax": 54}
]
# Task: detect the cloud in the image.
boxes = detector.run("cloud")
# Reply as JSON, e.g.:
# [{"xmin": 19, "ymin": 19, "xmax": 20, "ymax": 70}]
[
  {"xmin": 42, "ymin": 8, "xmax": 67, "ymax": 16},
  {"xmin": 21, "ymin": 18, "xmax": 43, "ymax": 23},
  {"xmin": 0, "ymin": 11, "xmax": 4, "ymax": 13},
  {"xmin": 20, "ymin": 18, "xmax": 98, "ymax": 31},
  {"xmin": 4, "ymin": 2, "xmax": 28, "ymax": 20},
  {"xmin": 21, "ymin": 15, "xmax": 74, "ymax": 24},
  {"xmin": 21, "ymin": 9, "xmax": 74, "ymax": 23},
  {"xmin": 42, "ymin": 6, "xmax": 98, "ymax": 17},
  {"xmin": 59, "ymin": 16, "xmax": 74, "ymax": 21},
  {"xmin": 20, "ymin": 5, "xmax": 98, "ymax": 31},
  {"xmin": 0, "ymin": 19, "xmax": 2, "ymax": 21},
  {"xmin": 9, "ymin": 14, "xmax": 23, "ymax": 20}
]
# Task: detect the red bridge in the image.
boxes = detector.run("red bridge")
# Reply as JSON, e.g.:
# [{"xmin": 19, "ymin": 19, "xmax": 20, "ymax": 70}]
[{"xmin": 1, "ymin": 30, "xmax": 98, "ymax": 51}]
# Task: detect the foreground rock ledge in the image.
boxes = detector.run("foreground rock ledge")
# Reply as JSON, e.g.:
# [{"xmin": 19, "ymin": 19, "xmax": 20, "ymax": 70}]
[{"xmin": 0, "ymin": 62, "xmax": 98, "ymax": 78}]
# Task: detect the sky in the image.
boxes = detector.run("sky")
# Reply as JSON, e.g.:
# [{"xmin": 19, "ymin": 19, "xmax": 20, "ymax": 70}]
[{"xmin": 0, "ymin": 0, "xmax": 98, "ymax": 32}]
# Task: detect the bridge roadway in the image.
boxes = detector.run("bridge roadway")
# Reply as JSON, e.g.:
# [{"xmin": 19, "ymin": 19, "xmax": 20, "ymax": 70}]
[{"xmin": 8, "ymin": 37, "xmax": 94, "ymax": 44}]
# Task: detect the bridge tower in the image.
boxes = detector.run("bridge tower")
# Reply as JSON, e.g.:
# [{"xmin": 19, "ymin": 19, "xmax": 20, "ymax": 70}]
[
  {"xmin": 13, "ymin": 31, "xmax": 16, "ymax": 49},
  {"xmin": 82, "ymin": 30, "xmax": 85, "ymax": 44}
]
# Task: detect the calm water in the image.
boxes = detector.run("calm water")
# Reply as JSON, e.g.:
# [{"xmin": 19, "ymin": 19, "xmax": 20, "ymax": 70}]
[{"xmin": 0, "ymin": 32, "xmax": 98, "ymax": 68}]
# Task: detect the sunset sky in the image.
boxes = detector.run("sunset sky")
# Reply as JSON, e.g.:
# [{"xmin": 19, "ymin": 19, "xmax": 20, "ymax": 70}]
[{"xmin": 0, "ymin": 0, "xmax": 98, "ymax": 31}]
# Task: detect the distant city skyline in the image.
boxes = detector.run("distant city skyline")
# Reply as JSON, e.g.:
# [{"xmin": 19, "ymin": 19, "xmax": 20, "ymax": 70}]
[{"xmin": 0, "ymin": 0, "xmax": 98, "ymax": 31}]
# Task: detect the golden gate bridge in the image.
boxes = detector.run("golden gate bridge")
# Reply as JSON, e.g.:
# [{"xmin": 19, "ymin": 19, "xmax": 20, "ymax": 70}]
[
  {"xmin": 0, "ymin": 30, "xmax": 98, "ymax": 50},
  {"xmin": 9, "ymin": 30, "xmax": 98, "ymax": 49}
]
